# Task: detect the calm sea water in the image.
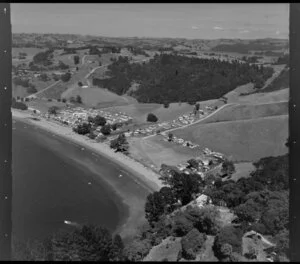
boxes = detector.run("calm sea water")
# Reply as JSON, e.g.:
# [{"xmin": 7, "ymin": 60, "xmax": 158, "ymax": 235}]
[{"xmin": 12, "ymin": 120, "xmax": 148, "ymax": 242}]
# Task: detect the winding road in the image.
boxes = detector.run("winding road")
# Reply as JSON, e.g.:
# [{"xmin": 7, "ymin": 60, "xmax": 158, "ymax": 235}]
[{"xmin": 143, "ymin": 103, "xmax": 238, "ymax": 140}]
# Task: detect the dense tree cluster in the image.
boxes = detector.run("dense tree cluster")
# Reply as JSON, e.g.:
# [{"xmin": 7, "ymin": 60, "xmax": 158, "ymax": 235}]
[
  {"xmin": 13, "ymin": 225, "xmax": 125, "ymax": 261},
  {"xmin": 241, "ymin": 56, "xmax": 262, "ymax": 63},
  {"xmin": 203, "ymin": 154, "xmax": 289, "ymax": 259},
  {"xmin": 273, "ymin": 54, "xmax": 289, "ymax": 66},
  {"xmin": 61, "ymin": 72, "xmax": 72, "ymax": 82},
  {"xmin": 11, "ymin": 97, "xmax": 28, "ymax": 110},
  {"xmin": 33, "ymin": 49, "xmax": 54, "ymax": 66},
  {"xmin": 38, "ymin": 73, "xmax": 50, "ymax": 82},
  {"xmin": 89, "ymin": 46, "xmax": 102, "ymax": 56},
  {"xmin": 73, "ymin": 122, "xmax": 91, "ymax": 135},
  {"xmin": 145, "ymin": 171, "xmax": 204, "ymax": 227},
  {"xmin": 100, "ymin": 124, "xmax": 112, "ymax": 135},
  {"xmin": 73, "ymin": 55, "xmax": 80, "ymax": 65},
  {"xmin": 110, "ymin": 133, "xmax": 129, "ymax": 154},
  {"xmin": 126, "ymin": 46, "xmax": 149, "ymax": 57},
  {"xmin": 13, "ymin": 77, "xmax": 31, "ymax": 88},
  {"xmin": 212, "ymin": 42, "xmax": 285, "ymax": 54},
  {"xmin": 181, "ymin": 229, "xmax": 206, "ymax": 260},
  {"xmin": 27, "ymin": 85, "xmax": 37, "ymax": 94},
  {"xmin": 48, "ymin": 106, "xmax": 59, "ymax": 115},
  {"xmin": 213, "ymin": 225, "xmax": 244, "ymax": 260},
  {"xmin": 93, "ymin": 54, "xmax": 273, "ymax": 104}
]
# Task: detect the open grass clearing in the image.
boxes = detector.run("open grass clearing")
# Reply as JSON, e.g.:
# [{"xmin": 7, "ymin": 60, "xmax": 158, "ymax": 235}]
[
  {"xmin": 172, "ymin": 115, "xmax": 288, "ymax": 162},
  {"xmin": 198, "ymin": 101, "xmax": 288, "ymax": 124},
  {"xmin": 61, "ymin": 86, "xmax": 130, "ymax": 108}
]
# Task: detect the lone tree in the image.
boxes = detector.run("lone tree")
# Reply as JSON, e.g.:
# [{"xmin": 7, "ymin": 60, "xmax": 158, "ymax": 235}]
[
  {"xmin": 221, "ymin": 159, "xmax": 236, "ymax": 177},
  {"xmin": 168, "ymin": 132, "xmax": 173, "ymax": 142},
  {"xmin": 27, "ymin": 85, "xmax": 37, "ymax": 94},
  {"xmin": 39, "ymin": 73, "xmax": 50, "ymax": 82},
  {"xmin": 147, "ymin": 113, "xmax": 158, "ymax": 123},
  {"xmin": 100, "ymin": 124, "xmax": 111, "ymax": 136},
  {"xmin": 181, "ymin": 229, "xmax": 207, "ymax": 260},
  {"xmin": 94, "ymin": 115, "xmax": 107, "ymax": 126},
  {"xmin": 78, "ymin": 81, "xmax": 83, "ymax": 87},
  {"xmin": 48, "ymin": 106, "xmax": 59, "ymax": 115},
  {"xmin": 73, "ymin": 122, "xmax": 91, "ymax": 135},
  {"xmin": 76, "ymin": 95, "xmax": 82, "ymax": 104},
  {"xmin": 74, "ymin": 55, "xmax": 80, "ymax": 65},
  {"xmin": 110, "ymin": 133, "xmax": 129, "ymax": 154},
  {"xmin": 61, "ymin": 72, "xmax": 71, "ymax": 82}
]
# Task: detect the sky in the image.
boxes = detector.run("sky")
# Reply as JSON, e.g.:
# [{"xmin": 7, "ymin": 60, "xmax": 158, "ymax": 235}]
[{"xmin": 11, "ymin": 4, "xmax": 289, "ymax": 39}]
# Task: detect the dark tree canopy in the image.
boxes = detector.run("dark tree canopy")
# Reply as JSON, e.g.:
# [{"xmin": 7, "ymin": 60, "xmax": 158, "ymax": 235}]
[
  {"xmin": 100, "ymin": 124, "xmax": 111, "ymax": 135},
  {"xmin": 93, "ymin": 54, "xmax": 273, "ymax": 104},
  {"xmin": 147, "ymin": 113, "xmax": 158, "ymax": 122}
]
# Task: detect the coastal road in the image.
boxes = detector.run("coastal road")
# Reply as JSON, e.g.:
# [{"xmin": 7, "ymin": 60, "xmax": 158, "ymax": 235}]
[
  {"xmin": 82, "ymin": 54, "xmax": 88, "ymax": 65},
  {"xmin": 143, "ymin": 103, "xmax": 238, "ymax": 140}
]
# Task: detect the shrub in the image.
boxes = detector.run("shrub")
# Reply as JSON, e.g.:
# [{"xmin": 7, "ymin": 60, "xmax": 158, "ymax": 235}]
[
  {"xmin": 62, "ymin": 98, "xmax": 67, "ymax": 103},
  {"xmin": 48, "ymin": 106, "xmax": 59, "ymax": 115},
  {"xmin": 163, "ymin": 102, "xmax": 169, "ymax": 108},
  {"xmin": 11, "ymin": 101, "xmax": 28, "ymax": 110},
  {"xmin": 61, "ymin": 72, "xmax": 71, "ymax": 82},
  {"xmin": 184, "ymin": 206, "xmax": 220, "ymax": 235},
  {"xmin": 100, "ymin": 124, "xmax": 111, "ymax": 136},
  {"xmin": 73, "ymin": 122, "xmax": 91, "ymax": 135},
  {"xmin": 74, "ymin": 55, "xmax": 80, "ymax": 65},
  {"xmin": 76, "ymin": 95, "xmax": 82, "ymax": 104},
  {"xmin": 221, "ymin": 159, "xmax": 236, "ymax": 177},
  {"xmin": 57, "ymin": 98, "xmax": 61, "ymax": 102},
  {"xmin": 47, "ymin": 98, "xmax": 52, "ymax": 102},
  {"xmin": 181, "ymin": 229, "xmax": 206, "ymax": 260},
  {"xmin": 94, "ymin": 115, "xmax": 106, "ymax": 126},
  {"xmin": 124, "ymin": 239, "xmax": 152, "ymax": 261},
  {"xmin": 27, "ymin": 85, "xmax": 37, "ymax": 94},
  {"xmin": 213, "ymin": 225, "xmax": 243, "ymax": 260},
  {"xmin": 110, "ymin": 133, "xmax": 129, "ymax": 153},
  {"xmin": 172, "ymin": 215, "xmax": 194, "ymax": 237},
  {"xmin": 88, "ymin": 132, "xmax": 97, "ymax": 140},
  {"xmin": 147, "ymin": 113, "xmax": 158, "ymax": 122}
]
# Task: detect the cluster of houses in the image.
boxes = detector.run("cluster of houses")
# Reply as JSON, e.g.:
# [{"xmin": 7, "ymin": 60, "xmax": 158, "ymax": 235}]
[
  {"xmin": 160, "ymin": 147, "xmax": 225, "ymax": 180},
  {"xmin": 162, "ymin": 134, "xmax": 199, "ymax": 149},
  {"xmin": 47, "ymin": 107, "xmax": 133, "ymax": 128},
  {"xmin": 130, "ymin": 107, "xmax": 215, "ymax": 138}
]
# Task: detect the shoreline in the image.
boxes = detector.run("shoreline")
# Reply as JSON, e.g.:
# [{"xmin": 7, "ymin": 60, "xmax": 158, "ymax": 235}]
[{"xmin": 12, "ymin": 109, "xmax": 164, "ymax": 239}]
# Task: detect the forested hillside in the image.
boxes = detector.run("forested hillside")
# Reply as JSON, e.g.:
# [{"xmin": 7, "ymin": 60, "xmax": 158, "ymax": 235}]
[{"xmin": 93, "ymin": 54, "xmax": 274, "ymax": 104}]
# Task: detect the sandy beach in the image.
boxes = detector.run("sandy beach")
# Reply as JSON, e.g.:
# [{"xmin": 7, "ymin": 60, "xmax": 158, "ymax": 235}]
[{"xmin": 12, "ymin": 109, "xmax": 164, "ymax": 239}]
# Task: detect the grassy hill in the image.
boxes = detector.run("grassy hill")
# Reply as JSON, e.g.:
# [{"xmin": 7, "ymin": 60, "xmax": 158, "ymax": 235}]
[
  {"xmin": 172, "ymin": 115, "xmax": 288, "ymax": 162},
  {"xmin": 237, "ymin": 88, "xmax": 289, "ymax": 104},
  {"xmin": 61, "ymin": 86, "xmax": 130, "ymax": 108},
  {"xmin": 198, "ymin": 101, "xmax": 288, "ymax": 124}
]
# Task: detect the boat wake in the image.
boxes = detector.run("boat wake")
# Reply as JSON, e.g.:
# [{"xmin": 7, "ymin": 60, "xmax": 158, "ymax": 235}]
[{"xmin": 64, "ymin": 220, "xmax": 80, "ymax": 227}]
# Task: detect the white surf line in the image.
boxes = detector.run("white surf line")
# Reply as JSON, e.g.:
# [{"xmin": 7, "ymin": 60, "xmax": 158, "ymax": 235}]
[{"xmin": 143, "ymin": 103, "xmax": 237, "ymax": 140}]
